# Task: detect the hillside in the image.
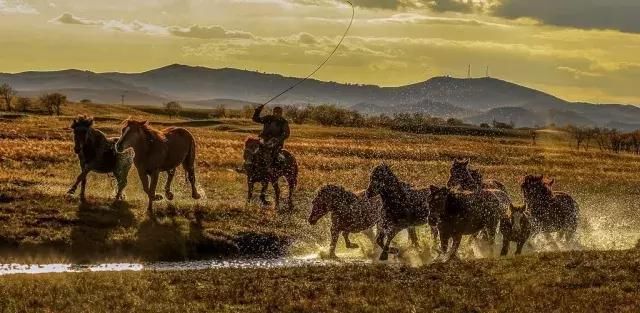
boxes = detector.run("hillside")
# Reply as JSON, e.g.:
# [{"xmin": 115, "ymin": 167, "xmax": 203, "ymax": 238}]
[{"xmin": 1, "ymin": 64, "xmax": 639, "ymax": 129}]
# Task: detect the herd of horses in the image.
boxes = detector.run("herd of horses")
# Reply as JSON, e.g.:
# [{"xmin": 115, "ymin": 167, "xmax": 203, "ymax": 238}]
[{"xmin": 67, "ymin": 115, "xmax": 580, "ymax": 262}]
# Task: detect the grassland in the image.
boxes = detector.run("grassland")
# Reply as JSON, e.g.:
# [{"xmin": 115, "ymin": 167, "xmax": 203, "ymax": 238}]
[
  {"xmin": 1, "ymin": 103, "xmax": 640, "ymax": 264},
  {"xmin": 1, "ymin": 249, "xmax": 639, "ymax": 312}
]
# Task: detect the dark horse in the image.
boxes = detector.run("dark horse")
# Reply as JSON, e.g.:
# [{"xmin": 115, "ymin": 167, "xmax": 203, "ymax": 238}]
[
  {"xmin": 115, "ymin": 119, "xmax": 200, "ymax": 214},
  {"xmin": 308, "ymin": 184, "xmax": 419, "ymax": 259},
  {"xmin": 499, "ymin": 204, "xmax": 532, "ymax": 256},
  {"xmin": 521, "ymin": 175, "xmax": 579, "ymax": 242},
  {"xmin": 67, "ymin": 115, "xmax": 133, "ymax": 202},
  {"xmin": 365, "ymin": 164, "xmax": 437, "ymax": 261},
  {"xmin": 242, "ymin": 137, "xmax": 298, "ymax": 211},
  {"xmin": 428, "ymin": 186, "xmax": 504, "ymax": 261},
  {"xmin": 447, "ymin": 158, "xmax": 506, "ymax": 192}
]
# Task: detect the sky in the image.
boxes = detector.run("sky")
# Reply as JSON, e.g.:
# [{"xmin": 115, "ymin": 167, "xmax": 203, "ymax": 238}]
[{"xmin": 1, "ymin": 0, "xmax": 639, "ymax": 104}]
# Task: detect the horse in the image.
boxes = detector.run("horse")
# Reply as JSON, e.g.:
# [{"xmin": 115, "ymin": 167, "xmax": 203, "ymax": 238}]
[
  {"xmin": 520, "ymin": 175, "xmax": 579, "ymax": 242},
  {"xmin": 242, "ymin": 137, "xmax": 297, "ymax": 211},
  {"xmin": 365, "ymin": 163, "xmax": 438, "ymax": 261},
  {"xmin": 66, "ymin": 115, "xmax": 133, "ymax": 203},
  {"xmin": 427, "ymin": 186, "xmax": 504, "ymax": 261},
  {"xmin": 115, "ymin": 119, "xmax": 200, "ymax": 215},
  {"xmin": 499, "ymin": 204, "xmax": 532, "ymax": 256},
  {"xmin": 447, "ymin": 158, "xmax": 506, "ymax": 192},
  {"xmin": 308, "ymin": 184, "xmax": 419, "ymax": 259}
]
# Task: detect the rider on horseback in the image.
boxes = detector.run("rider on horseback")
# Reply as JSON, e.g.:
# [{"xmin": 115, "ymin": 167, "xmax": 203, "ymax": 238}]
[{"xmin": 252, "ymin": 104, "xmax": 290, "ymax": 172}]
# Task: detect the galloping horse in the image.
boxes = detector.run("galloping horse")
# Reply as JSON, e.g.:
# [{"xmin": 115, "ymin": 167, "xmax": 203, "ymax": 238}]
[
  {"xmin": 365, "ymin": 163, "xmax": 437, "ymax": 261},
  {"xmin": 67, "ymin": 115, "xmax": 132, "ymax": 202},
  {"xmin": 309, "ymin": 184, "xmax": 419, "ymax": 259},
  {"xmin": 242, "ymin": 137, "xmax": 297, "ymax": 211},
  {"xmin": 115, "ymin": 119, "xmax": 200, "ymax": 214},
  {"xmin": 428, "ymin": 186, "xmax": 504, "ymax": 261},
  {"xmin": 520, "ymin": 175, "xmax": 579, "ymax": 242}
]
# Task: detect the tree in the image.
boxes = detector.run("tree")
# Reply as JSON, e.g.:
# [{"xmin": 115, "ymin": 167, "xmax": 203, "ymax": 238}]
[
  {"xmin": 15, "ymin": 97, "xmax": 32, "ymax": 112},
  {"xmin": 164, "ymin": 101, "xmax": 182, "ymax": 119},
  {"xmin": 0, "ymin": 83, "xmax": 17, "ymax": 111},
  {"xmin": 39, "ymin": 93, "xmax": 67, "ymax": 115},
  {"xmin": 566, "ymin": 125, "xmax": 594, "ymax": 151},
  {"xmin": 80, "ymin": 99, "xmax": 92, "ymax": 104}
]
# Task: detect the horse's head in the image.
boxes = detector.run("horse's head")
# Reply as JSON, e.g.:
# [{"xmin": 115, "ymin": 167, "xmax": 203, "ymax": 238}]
[
  {"xmin": 365, "ymin": 163, "xmax": 394, "ymax": 198},
  {"xmin": 308, "ymin": 185, "xmax": 339, "ymax": 225},
  {"xmin": 70, "ymin": 115, "xmax": 94, "ymax": 154},
  {"xmin": 242, "ymin": 137, "xmax": 263, "ymax": 167},
  {"xmin": 428, "ymin": 185, "xmax": 450, "ymax": 222},
  {"xmin": 510, "ymin": 204, "xmax": 528, "ymax": 233},
  {"xmin": 115, "ymin": 119, "xmax": 147, "ymax": 153},
  {"xmin": 447, "ymin": 158, "xmax": 474, "ymax": 189},
  {"xmin": 520, "ymin": 175, "xmax": 552, "ymax": 200}
]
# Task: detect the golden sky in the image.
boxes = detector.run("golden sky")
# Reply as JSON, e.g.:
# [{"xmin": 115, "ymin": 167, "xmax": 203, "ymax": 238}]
[{"xmin": 1, "ymin": 0, "xmax": 639, "ymax": 104}]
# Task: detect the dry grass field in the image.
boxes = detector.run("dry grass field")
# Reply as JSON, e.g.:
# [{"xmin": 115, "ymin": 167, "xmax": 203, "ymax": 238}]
[
  {"xmin": 2, "ymin": 104, "xmax": 640, "ymax": 311},
  {"xmin": 1, "ymin": 104, "xmax": 640, "ymax": 263}
]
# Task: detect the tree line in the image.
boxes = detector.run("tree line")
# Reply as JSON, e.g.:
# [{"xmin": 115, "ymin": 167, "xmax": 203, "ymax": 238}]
[
  {"xmin": 0, "ymin": 83, "xmax": 67, "ymax": 115},
  {"xmin": 566, "ymin": 125, "xmax": 640, "ymax": 154}
]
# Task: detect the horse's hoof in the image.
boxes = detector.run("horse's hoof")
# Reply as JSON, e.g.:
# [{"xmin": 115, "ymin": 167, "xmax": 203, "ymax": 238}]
[
  {"xmin": 153, "ymin": 194, "xmax": 163, "ymax": 201},
  {"xmin": 192, "ymin": 193, "xmax": 201, "ymax": 200},
  {"xmin": 346, "ymin": 243, "xmax": 359, "ymax": 249},
  {"xmin": 379, "ymin": 252, "xmax": 389, "ymax": 261}
]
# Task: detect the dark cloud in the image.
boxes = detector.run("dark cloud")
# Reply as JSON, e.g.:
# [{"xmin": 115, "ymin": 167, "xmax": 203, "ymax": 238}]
[{"xmin": 493, "ymin": 0, "xmax": 640, "ymax": 33}]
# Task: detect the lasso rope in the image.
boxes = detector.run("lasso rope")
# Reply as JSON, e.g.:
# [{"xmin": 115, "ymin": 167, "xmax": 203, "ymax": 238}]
[{"xmin": 261, "ymin": 1, "xmax": 355, "ymax": 106}]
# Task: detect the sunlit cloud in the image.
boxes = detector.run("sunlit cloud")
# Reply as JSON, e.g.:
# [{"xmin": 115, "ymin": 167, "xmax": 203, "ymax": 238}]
[{"xmin": 0, "ymin": 0, "xmax": 38, "ymax": 14}]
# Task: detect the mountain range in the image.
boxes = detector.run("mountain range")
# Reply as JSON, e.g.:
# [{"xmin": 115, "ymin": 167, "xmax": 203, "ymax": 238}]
[{"xmin": 1, "ymin": 64, "xmax": 639, "ymax": 130}]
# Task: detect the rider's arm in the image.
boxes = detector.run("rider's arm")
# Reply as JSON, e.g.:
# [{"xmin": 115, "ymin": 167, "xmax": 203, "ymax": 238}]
[
  {"xmin": 252, "ymin": 105, "xmax": 265, "ymax": 123},
  {"xmin": 280, "ymin": 120, "xmax": 290, "ymax": 142}
]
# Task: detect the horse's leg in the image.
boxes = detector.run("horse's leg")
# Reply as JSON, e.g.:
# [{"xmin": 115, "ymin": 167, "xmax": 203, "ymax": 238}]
[
  {"xmin": 272, "ymin": 180, "xmax": 281, "ymax": 210},
  {"xmin": 408, "ymin": 227, "xmax": 420, "ymax": 248},
  {"xmin": 259, "ymin": 182, "xmax": 270, "ymax": 206},
  {"xmin": 164, "ymin": 169, "xmax": 176, "ymax": 201},
  {"xmin": 183, "ymin": 144, "xmax": 201, "ymax": 200},
  {"xmin": 285, "ymin": 173, "xmax": 296, "ymax": 211},
  {"xmin": 329, "ymin": 227, "xmax": 339, "ymax": 259},
  {"xmin": 343, "ymin": 232, "xmax": 358, "ymax": 249},
  {"xmin": 430, "ymin": 225, "xmax": 440, "ymax": 251},
  {"xmin": 515, "ymin": 240, "xmax": 525, "ymax": 255},
  {"xmin": 246, "ymin": 181, "xmax": 254, "ymax": 204},
  {"xmin": 146, "ymin": 170, "xmax": 161, "ymax": 215},
  {"xmin": 114, "ymin": 171, "xmax": 127, "ymax": 201},
  {"xmin": 380, "ymin": 227, "xmax": 400, "ymax": 261},
  {"xmin": 79, "ymin": 174, "xmax": 88, "ymax": 203},
  {"xmin": 438, "ymin": 230, "xmax": 450, "ymax": 260},
  {"xmin": 449, "ymin": 234, "xmax": 463, "ymax": 261},
  {"xmin": 500, "ymin": 237, "xmax": 510, "ymax": 256}
]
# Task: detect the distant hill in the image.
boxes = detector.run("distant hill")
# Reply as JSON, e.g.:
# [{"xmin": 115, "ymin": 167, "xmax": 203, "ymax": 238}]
[{"xmin": 1, "ymin": 64, "xmax": 639, "ymax": 129}]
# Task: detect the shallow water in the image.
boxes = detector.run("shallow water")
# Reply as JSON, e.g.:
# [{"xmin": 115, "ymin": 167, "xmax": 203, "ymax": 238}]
[{"xmin": 0, "ymin": 254, "xmax": 370, "ymax": 276}]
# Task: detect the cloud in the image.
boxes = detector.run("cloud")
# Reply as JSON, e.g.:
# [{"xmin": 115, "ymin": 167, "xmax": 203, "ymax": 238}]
[
  {"xmin": 50, "ymin": 13, "xmax": 254, "ymax": 39},
  {"xmin": 426, "ymin": 0, "xmax": 476, "ymax": 13},
  {"xmin": 168, "ymin": 25, "xmax": 254, "ymax": 39},
  {"xmin": 0, "ymin": 0, "xmax": 38, "ymax": 14},
  {"xmin": 492, "ymin": 0, "xmax": 640, "ymax": 34},
  {"xmin": 367, "ymin": 13, "xmax": 510, "ymax": 27},
  {"xmin": 557, "ymin": 66, "xmax": 602, "ymax": 79}
]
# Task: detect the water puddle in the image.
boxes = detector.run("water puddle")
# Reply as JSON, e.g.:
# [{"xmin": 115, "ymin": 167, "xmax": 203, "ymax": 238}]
[{"xmin": 0, "ymin": 254, "xmax": 371, "ymax": 276}]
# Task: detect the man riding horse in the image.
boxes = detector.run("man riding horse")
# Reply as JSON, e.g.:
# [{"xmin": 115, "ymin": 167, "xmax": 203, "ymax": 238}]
[{"xmin": 252, "ymin": 104, "xmax": 290, "ymax": 173}]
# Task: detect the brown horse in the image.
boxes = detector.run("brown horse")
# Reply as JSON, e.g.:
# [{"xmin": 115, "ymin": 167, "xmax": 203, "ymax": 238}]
[
  {"xmin": 242, "ymin": 137, "xmax": 297, "ymax": 211},
  {"xmin": 499, "ymin": 204, "xmax": 532, "ymax": 256},
  {"xmin": 447, "ymin": 159, "xmax": 506, "ymax": 192},
  {"xmin": 115, "ymin": 119, "xmax": 200, "ymax": 214},
  {"xmin": 308, "ymin": 184, "xmax": 419, "ymax": 258},
  {"xmin": 67, "ymin": 115, "xmax": 133, "ymax": 202},
  {"xmin": 428, "ymin": 186, "xmax": 504, "ymax": 261},
  {"xmin": 520, "ymin": 175, "xmax": 579, "ymax": 242}
]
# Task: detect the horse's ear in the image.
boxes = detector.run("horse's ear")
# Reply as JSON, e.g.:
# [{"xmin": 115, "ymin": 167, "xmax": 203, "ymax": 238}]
[
  {"xmin": 544, "ymin": 178, "xmax": 555, "ymax": 186},
  {"xmin": 462, "ymin": 158, "xmax": 469, "ymax": 165},
  {"xmin": 143, "ymin": 120, "xmax": 149, "ymax": 126}
]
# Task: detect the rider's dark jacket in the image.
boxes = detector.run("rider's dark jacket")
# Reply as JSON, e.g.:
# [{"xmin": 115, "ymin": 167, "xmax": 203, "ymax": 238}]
[{"xmin": 252, "ymin": 106, "xmax": 290, "ymax": 146}]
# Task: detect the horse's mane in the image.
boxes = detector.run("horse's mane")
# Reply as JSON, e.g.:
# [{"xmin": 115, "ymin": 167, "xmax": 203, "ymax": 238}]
[
  {"xmin": 245, "ymin": 136, "xmax": 261, "ymax": 145},
  {"xmin": 318, "ymin": 184, "xmax": 357, "ymax": 201},
  {"xmin": 72, "ymin": 115, "xmax": 94, "ymax": 129},
  {"xmin": 125, "ymin": 119, "xmax": 167, "ymax": 142}
]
